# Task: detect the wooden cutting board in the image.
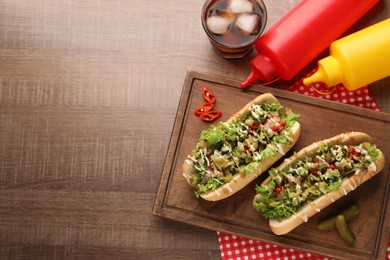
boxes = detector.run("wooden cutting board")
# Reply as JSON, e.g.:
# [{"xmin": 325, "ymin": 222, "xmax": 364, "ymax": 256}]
[{"xmin": 153, "ymin": 70, "xmax": 390, "ymax": 260}]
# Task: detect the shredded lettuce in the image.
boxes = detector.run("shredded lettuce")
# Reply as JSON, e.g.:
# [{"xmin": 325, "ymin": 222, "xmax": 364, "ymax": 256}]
[
  {"xmin": 285, "ymin": 109, "xmax": 300, "ymax": 128},
  {"xmin": 189, "ymin": 101, "xmax": 300, "ymax": 197},
  {"xmin": 200, "ymin": 125, "xmax": 224, "ymax": 149},
  {"xmin": 253, "ymin": 142, "xmax": 381, "ymax": 220}
]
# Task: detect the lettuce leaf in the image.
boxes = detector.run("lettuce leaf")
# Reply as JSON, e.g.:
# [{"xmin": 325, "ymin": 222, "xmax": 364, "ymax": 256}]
[{"xmin": 200, "ymin": 125, "xmax": 224, "ymax": 149}]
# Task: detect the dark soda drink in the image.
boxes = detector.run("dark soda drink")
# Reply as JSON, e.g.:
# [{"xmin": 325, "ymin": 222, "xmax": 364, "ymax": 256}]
[{"xmin": 202, "ymin": 0, "xmax": 267, "ymax": 58}]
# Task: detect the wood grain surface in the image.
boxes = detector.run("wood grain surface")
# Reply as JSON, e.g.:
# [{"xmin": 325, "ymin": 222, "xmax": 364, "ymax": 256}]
[{"xmin": 0, "ymin": 0, "xmax": 389, "ymax": 259}]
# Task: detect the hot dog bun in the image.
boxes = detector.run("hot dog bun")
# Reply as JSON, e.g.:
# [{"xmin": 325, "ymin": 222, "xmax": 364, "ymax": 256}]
[
  {"xmin": 183, "ymin": 93, "xmax": 301, "ymax": 201},
  {"xmin": 254, "ymin": 132, "xmax": 385, "ymax": 235}
]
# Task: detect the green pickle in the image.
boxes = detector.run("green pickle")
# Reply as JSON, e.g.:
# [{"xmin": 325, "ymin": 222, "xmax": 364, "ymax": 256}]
[
  {"xmin": 317, "ymin": 204, "xmax": 360, "ymax": 230},
  {"xmin": 335, "ymin": 215, "xmax": 356, "ymax": 245}
]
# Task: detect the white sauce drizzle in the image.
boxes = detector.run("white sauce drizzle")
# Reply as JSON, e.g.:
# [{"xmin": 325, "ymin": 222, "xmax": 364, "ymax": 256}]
[
  {"xmin": 351, "ymin": 179, "xmax": 357, "ymax": 188},
  {"xmin": 225, "ymin": 184, "xmax": 233, "ymax": 193},
  {"xmin": 268, "ymin": 144, "xmax": 277, "ymax": 152},
  {"xmin": 277, "ymin": 144, "xmax": 285, "ymax": 155},
  {"xmin": 355, "ymin": 169, "xmax": 361, "ymax": 175},
  {"xmin": 284, "ymin": 131, "xmax": 293, "ymax": 142},
  {"xmin": 369, "ymin": 162, "xmax": 377, "ymax": 172}
]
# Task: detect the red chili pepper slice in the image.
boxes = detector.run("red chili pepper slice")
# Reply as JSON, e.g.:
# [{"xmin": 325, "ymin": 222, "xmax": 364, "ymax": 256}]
[
  {"xmin": 275, "ymin": 186, "xmax": 283, "ymax": 194},
  {"xmin": 200, "ymin": 111, "xmax": 222, "ymax": 122},
  {"xmin": 202, "ymin": 87, "xmax": 216, "ymax": 103},
  {"xmin": 194, "ymin": 102, "xmax": 214, "ymax": 116},
  {"xmin": 349, "ymin": 146, "xmax": 358, "ymax": 158}
]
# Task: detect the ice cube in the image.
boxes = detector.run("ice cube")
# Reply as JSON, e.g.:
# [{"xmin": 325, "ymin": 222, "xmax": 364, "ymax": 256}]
[
  {"xmin": 236, "ymin": 13, "xmax": 261, "ymax": 35},
  {"xmin": 206, "ymin": 11, "xmax": 232, "ymax": 35},
  {"xmin": 229, "ymin": 0, "xmax": 253, "ymax": 14}
]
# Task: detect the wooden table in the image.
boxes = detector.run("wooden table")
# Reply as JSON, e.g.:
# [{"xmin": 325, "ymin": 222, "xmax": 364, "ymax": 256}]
[{"xmin": 0, "ymin": 0, "xmax": 388, "ymax": 259}]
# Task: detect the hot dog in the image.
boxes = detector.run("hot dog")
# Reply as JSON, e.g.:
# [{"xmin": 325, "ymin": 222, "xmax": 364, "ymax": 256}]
[
  {"xmin": 253, "ymin": 132, "xmax": 385, "ymax": 235},
  {"xmin": 183, "ymin": 93, "xmax": 301, "ymax": 201}
]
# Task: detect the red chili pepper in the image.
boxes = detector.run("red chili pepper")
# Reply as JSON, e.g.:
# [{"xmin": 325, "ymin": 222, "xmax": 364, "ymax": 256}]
[
  {"xmin": 200, "ymin": 111, "xmax": 222, "ymax": 122},
  {"xmin": 275, "ymin": 186, "xmax": 283, "ymax": 194},
  {"xmin": 202, "ymin": 87, "xmax": 216, "ymax": 103},
  {"xmin": 349, "ymin": 147, "xmax": 358, "ymax": 158},
  {"xmin": 194, "ymin": 102, "xmax": 214, "ymax": 116},
  {"xmin": 271, "ymin": 120, "xmax": 286, "ymax": 132}
]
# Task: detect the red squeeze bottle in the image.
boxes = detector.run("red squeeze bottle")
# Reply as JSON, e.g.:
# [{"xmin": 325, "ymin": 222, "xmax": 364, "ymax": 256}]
[{"xmin": 241, "ymin": 0, "xmax": 379, "ymax": 89}]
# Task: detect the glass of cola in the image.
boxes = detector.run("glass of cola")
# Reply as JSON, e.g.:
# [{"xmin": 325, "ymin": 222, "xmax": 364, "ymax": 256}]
[{"xmin": 202, "ymin": 0, "xmax": 267, "ymax": 58}]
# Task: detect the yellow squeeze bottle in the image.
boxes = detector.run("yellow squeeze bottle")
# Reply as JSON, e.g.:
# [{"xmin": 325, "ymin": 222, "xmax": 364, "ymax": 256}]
[{"xmin": 303, "ymin": 18, "xmax": 390, "ymax": 91}]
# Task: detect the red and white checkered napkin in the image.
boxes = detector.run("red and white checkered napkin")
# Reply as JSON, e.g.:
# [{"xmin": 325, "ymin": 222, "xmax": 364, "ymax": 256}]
[
  {"xmin": 287, "ymin": 80, "xmax": 381, "ymax": 111},
  {"xmin": 218, "ymin": 231, "xmax": 390, "ymax": 260},
  {"xmin": 217, "ymin": 79, "xmax": 389, "ymax": 259}
]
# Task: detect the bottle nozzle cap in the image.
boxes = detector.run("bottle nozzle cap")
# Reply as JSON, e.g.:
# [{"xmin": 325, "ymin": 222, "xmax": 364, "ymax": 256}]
[
  {"xmin": 303, "ymin": 56, "xmax": 343, "ymax": 88},
  {"xmin": 241, "ymin": 54, "xmax": 277, "ymax": 89},
  {"xmin": 303, "ymin": 73, "xmax": 322, "ymax": 86},
  {"xmin": 241, "ymin": 70, "xmax": 259, "ymax": 89}
]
